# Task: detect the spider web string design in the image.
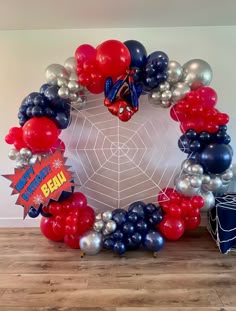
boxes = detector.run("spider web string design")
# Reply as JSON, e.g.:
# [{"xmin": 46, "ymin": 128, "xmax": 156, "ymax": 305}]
[{"xmin": 61, "ymin": 94, "xmax": 185, "ymax": 213}]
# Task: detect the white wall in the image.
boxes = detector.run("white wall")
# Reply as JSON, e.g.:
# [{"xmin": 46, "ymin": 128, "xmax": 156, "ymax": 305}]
[{"xmin": 0, "ymin": 26, "xmax": 236, "ymax": 227}]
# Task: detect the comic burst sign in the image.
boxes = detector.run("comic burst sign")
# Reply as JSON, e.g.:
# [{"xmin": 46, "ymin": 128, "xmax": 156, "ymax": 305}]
[{"xmin": 3, "ymin": 151, "xmax": 74, "ymax": 218}]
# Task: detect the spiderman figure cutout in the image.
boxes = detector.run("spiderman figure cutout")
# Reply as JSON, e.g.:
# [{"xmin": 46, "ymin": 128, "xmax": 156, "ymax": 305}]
[{"xmin": 104, "ymin": 70, "xmax": 142, "ymax": 122}]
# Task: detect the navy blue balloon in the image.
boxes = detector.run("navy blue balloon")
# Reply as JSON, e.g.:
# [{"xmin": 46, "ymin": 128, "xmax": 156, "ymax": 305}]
[
  {"xmin": 127, "ymin": 212, "xmax": 139, "ymax": 224},
  {"xmin": 40, "ymin": 83, "xmax": 51, "ymax": 94},
  {"xmin": 178, "ymin": 135, "xmax": 191, "ymax": 153},
  {"xmin": 122, "ymin": 222, "xmax": 135, "ymax": 236},
  {"xmin": 124, "ymin": 40, "xmax": 147, "ymax": 69},
  {"xmin": 198, "ymin": 143, "xmax": 233, "ymax": 174},
  {"xmin": 186, "ymin": 129, "xmax": 198, "ymax": 140},
  {"xmin": 149, "ymin": 210, "xmax": 163, "ymax": 226},
  {"xmin": 55, "ymin": 112, "xmax": 70, "ymax": 129},
  {"xmin": 113, "ymin": 241, "xmax": 126, "ymax": 255},
  {"xmin": 28, "ymin": 206, "xmax": 40, "ymax": 218},
  {"xmin": 103, "ymin": 238, "xmax": 115, "ymax": 250},
  {"xmin": 125, "ymin": 235, "xmax": 140, "ymax": 250},
  {"xmin": 189, "ymin": 140, "xmax": 202, "ymax": 152},
  {"xmin": 214, "ymin": 130, "xmax": 230, "ymax": 144},
  {"xmin": 112, "ymin": 209, "xmax": 127, "ymax": 226},
  {"xmin": 136, "ymin": 219, "xmax": 149, "ymax": 235},
  {"xmin": 144, "ymin": 203, "xmax": 157, "ymax": 215},
  {"xmin": 143, "ymin": 231, "xmax": 165, "ymax": 252},
  {"xmin": 199, "ymin": 131, "xmax": 212, "ymax": 143},
  {"xmin": 31, "ymin": 106, "xmax": 44, "ymax": 117},
  {"xmin": 44, "ymin": 85, "xmax": 59, "ymax": 101},
  {"xmin": 131, "ymin": 232, "xmax": 142, "ymax": 245},
  {"xmin": 219, "ymin": 125, "xmax": 227, "ymax": 132},
  {"xmin": 26, "ymin": 107, "xmax": 33, "ymax": 117},
  {"xmin": 44, "ymin": 107, "xmax": 56, "ymax": 118},
  {"xmin": 147, "ymin": 51, "xmax": 169, "ymax": 64},
  {"xmin": 128, "ymin": 201, "xmax": 146, "ymax": 219},
  {"xmin": 113, "ymin": 229, "xmax": 124, "ymax": 241}
]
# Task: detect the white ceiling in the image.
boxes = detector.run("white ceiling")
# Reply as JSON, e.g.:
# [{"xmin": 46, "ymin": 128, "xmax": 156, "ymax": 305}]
[{"xmin": 0, "ymin": 0, "xmax": 235, "ymax": 30}]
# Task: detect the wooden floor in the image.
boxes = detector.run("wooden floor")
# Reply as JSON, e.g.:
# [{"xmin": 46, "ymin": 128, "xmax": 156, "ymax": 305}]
[{"xmin": 0, "ymin": 227, "xmax": 236, "ymax": 311}]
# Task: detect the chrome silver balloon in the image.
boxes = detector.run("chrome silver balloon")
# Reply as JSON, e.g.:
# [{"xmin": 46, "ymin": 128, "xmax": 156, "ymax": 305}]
[
  {"xmin": 16, "ymin": 159, "xmax": 25, "ymax": 169},
  {"xmin": 20, "ymin": 148, "xmax": 32, "ymax": 159},
  {"xmin": 181, "ymin": 159, "xmax": 194, "ymax": 174},
  {"xmin": 45, "ymin": 64, "xmax": 69, "ymax": 85},
  {"xmin": 213, "ymin": 183, "xmax": 230, "ymax": 197},
  {"xmin": 182, "ymin": 59, "xmax": 213, "ymax": 90},
  {"xmin": 69, "ymin": 70, "xmax": 79, "ymax": 81},
  {"xmin": 175, "ymin": 175, "xmax": 200, "ymax": 196},
  {"xmin": 202, "ymin": 174, "xmax": 211, "ymax": 184},
  {"xmin": 161, "ymin": 100, "xmax": 171, "ymax": 108},
  {"xmin": 101, "ymin": 211, "xmax": 112, "ymax": 222},
  {"xmin": 200, "ymin": 191, "xmax": 215, "ymax": 211},
  {"xmin": 190, "ymin": 176, "xmax": 202, "ymax": 188},
  {"xmin": 64, "ymin": 57, "xmax": 76, "ymax": 74},
  {"xmin": 79, "ymin": 231, "xmax": 102, "ymax": 255},
  {"xmin": 189, "ymin": 164, "xmax": 204, "ymax": 176},
  {"xmin": 93, "ymin": 220, "xmax": 105, "ymax": 233},
  {"xmin": 104, "ymin": 220, "xmax": 117, "ymax": 234},
  {"xmin": 69, "ymin": 92, "xmax": 78, "ymax": 102},
  {"xmin": 167, "ymin": 61, "xmax": 183, "ymax": 85},
  {"xmin": 221, "ymin": 169, "xmax": 233, "ymax": 182},
  {"xmin": 58, "ymin": 86, "xmax": 70, "ymax": 99},
  {"xmin": 68, "ymin": 80, "xmax": 80, "ymax": 92},
  {"xmin": 161, "ymin": 90, "xmax": 172, "ymax": 101},
  {"xmin": 202, "ymin": 176, "xmax": 222, "ymax": 192},
  {"xmin": 148, "ymin": 91, "xmax": 161, "ymax": 105},
  {"xmin": 171, "ymin": 82, "xmax": 190, "ymax": 103},
  {"xmin": 8, "ymin": 149, "xmax": 19, "ymax": 160},
  {"xmin": 95, "ymin": 213, "xmax": 102, "ymax": 220},
  {"xmin": 28, "ymin": 154, "xmax": 38, "ymax": 166},
  {"xmin": 159, "ymin": 81, "xmax": 170, "ymax": 92},
  {"xmin": 57, "ymin": 77, "xmax": 68, "ymax": 87}
]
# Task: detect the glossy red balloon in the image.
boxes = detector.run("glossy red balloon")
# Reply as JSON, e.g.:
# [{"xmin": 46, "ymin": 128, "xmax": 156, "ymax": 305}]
[
  {"xmin": 191, "ymin": 195, "xmax": 205, "ymax": 209},
  {"xmin": 170, "ymin": 106, "xmax": 186, "ymax": 122},
  {"xmin": 158, "ymin": 215, "xmax": 185, "ymax": 241},
  {"xmin": 197, "ymin": 87, "xmax": 217, "ymax": 108},
  {"xmin": 52, "ymin": 216, "xmax": 65, "ymax": 236},
  {"xmin": 48, "ymin": 202, "xmax": 63, "ymax": 216},
  {"xmin": 96, "ymin": 40, "xmax": 131, "ymax": 78},
  {"xmin": 64, "ymin": 234, "xmax": 81, "ymax": 249},
  {"xmin": 167, "ymin": 204, "xmax": 183, "ymax": 218},
  {"xmin": 69, "ymin": 192, "xmax": 87, "ymax": 209},
  {"xmin": 157, "ymin": 188, "xmax": 176, "ymax": 203},
  {"xmin": 184, "ymin": 215, "xmax": 201, "ymax": 230},
  {"xmin": 75, "ymin": 44, "xmax": 96, "ymax": 66},
  {"xmin": 77, "ymin": 210, "xmax": 95, "ymax": 234},
  {"xmin": 215, "ymin": 113, "xmax": 229, "ymax": 125},
  {"xmin": 40, "ymin": 217, "xmax": 64, "ymax": 241},
  {"xmin": 22, "ymin": 117, "xmax": 60, "ymax": 152},
  {"xmin": 180, "ymin": 199, "xmax": 193, "ymax": 217}
]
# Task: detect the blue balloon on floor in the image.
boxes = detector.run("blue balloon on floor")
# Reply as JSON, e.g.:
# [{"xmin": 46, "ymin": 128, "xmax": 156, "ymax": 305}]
[{"xmin": 143, "ymin": 231, "xmax": 165, "ymax": 252}]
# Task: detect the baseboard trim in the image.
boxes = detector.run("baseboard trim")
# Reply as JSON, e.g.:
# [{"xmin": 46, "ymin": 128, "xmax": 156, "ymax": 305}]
[{"xmin": 0, "ymin": 218, "xmax": 40, "ymax": 228}]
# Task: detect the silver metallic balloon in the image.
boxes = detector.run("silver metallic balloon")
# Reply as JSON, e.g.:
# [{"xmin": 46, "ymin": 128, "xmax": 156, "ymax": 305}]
[
  {"xmin": 202, "ymin": 176, "xmax": 222, "ymax": 192},
  {"xmin": 57, "ymin": 77, "xmax": 68, "ymax": 87},
  {"xmin": 20, "ymin": 148, "xmax": 32, "ymax": 159},
  {"xmin": 200, "ymin": 191, "xmax": 215, "ymax": 211},
  {"xmin": 161, "ymin": 90, "xmax": 172, "ymax": 101},
  {"xmin": 58, "ymin": 86, "xmax": 70, "ymax": 99},
  {"xmin": 69, "ymin": 92, "xmax": 78, "ymax": 102},
  {"xmin": 221, "ymin": 169, "xmax": 233, "ymax": 182},
  {"xmin": 64, "ymin": 57, "xmax": 76, "ymax": 74},
  {"xmin": 181, "ymin": 159, "xmax": 194, "ymax": 174},
  {"xmin": 8, "ymin": 149, "xmax": 19, "ymax": 160},
  {"xmin": 182, "ymin": 59, "xmax": 213, "ymax": 90},
  {"xmin": 93, "ymin": 220, "xmax": 105, "ymax": 233},
  {"xmin": 68, "ymin": 80, "xmax": 80, "ymax": 92},
  {"xmin": 167, "ymin": 61, "xmax": 183, "ymax": 85},
  {"xmin": 213, "ymin": 183, "xmax": 230, "ymax": 197},
  {"xmin": 69, "ymin": 70, "xmax": 79, "ymax": 81},
  {"xmin": 189, "ymin": 164, "xmax": 204, "ymax": 176},
  {"xmin": 171, "ymin": 82, "xmax": 191, "ymax": 103},
  {"xmin": 79, "ymin": 230, "xmax": 102, "ymax": 255},
  {"xmin": 148, "ymin": 91, "xmax": 161, "ymax": 105},
  {"xmin": 101, "ymin": 211, "xmax": 112, "ymax": 222},
  {"xmin": 159, "ymin": 81, "xmax": 170, "ymax": 92},
  {"xmin": 161, "ymin": 100, "xmax": 171, "ymax": 108},
  {"xmin": 16, "ymin": 159, "xmax": 25, "ymax": 169},
  {"xmin": 202, "ymin": 174, "xmax": 211, "ymax": 184},
  {"xmin": 190, "ymin": 176, "xmax": 202, "ymax": 188},
  {"xmin": 95, "ymin": 213, "xmax": 102, "ymax": 220},
  {"xmin": 45, "ymin": 64, "xmax": 69, "ymax": 85},
  {"xmin": 28, "ymin": 154, "xmax": 38, "ymax": 166},
  {"xmin": 103, "ymin": 220, "xmax": 117, "ymax": 235},
  {"xmin": 175, "ymin": 175, "xmax": 200, "ymax": 196}
]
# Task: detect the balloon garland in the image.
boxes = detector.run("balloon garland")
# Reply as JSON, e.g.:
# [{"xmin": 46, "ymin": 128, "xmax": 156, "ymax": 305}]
[{"xmin": 4, "ymin": 39, "xmax": 234, "ymax": 256}]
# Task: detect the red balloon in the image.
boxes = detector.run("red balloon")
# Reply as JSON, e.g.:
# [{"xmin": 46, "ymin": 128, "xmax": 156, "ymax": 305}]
[
  {"xmin": 180, "ymin": 199, "xmax": 193, "ymax": 216},
  {"xmin": 158, "ymin": 215, "xmax": 185, "ymax": 241},
  {"xmin": 215, "ymin": 113, "xmax": 229, "ymax": 125},
  {"xmin": 9, "ymin": 126, "xmax": 23, "ymax": 139},
  {"xmin": 53, "ymin": 216, "xmax": 65, "ymax": 236},
  {"xmin": 197, "ymin": 87, "xmax": 217, "ymax": 108},
  {"xmin": 48, "ymin": 202, "xmax": 63, "ymax": 216},
  {"xmin": 40, "ymin": 217, "xmax": 64, "ymax": 241},
  {"xmin": 96, "ymin": 40, "xmax": 131, "ymax": 78},
  {"xmin": 170, "ymin": 106, "xmax": 186, "ymax": 122},
  {"xmin": 77, "ymin": 210, "xmax": 95, "ymax": 234},
  {"xmin": 50, "ymin": 138, "xmax": 66, "ymax": 153},
  {"xmin": 191, "ymin": 195, "xmax": 205, "ymax": 209},
  {"xmin": 65, "ymin": 225, "xmax": 78, "ymax": 235},
  {"xmin": 14, "ymin": 139, "xmax": 28, "ymax": 150},
  {"xmin": 22, "ymin": 117, "xmax": 60, "ymax": 152},
  {"xmin": 75, "ymin": 44, "xmax": 96, "ymax": 66},
  {"xmin": 64, "ymin": 234, "xmax": 81, "ymax": 249},
  {"xmin": 184, "ymin": 215, "xmax": 201, "ymax": 230},
  {"xmin": 205, "ymin": 121, "xmax": 219, "ymax": 134},
  {"xmin": 66, "ymin": 214, "xmax": 78, "ymax": 227},
  {"xmin": 69, "ymin": 192, "xmax": 87, "ymax": 209},
  {"xmin": 166, "ymin": 204, "xmax": 183, "ymax": 218},
  {"xmin": 87, "ymin": 71, "xmax": 106, "ymax": 94},
  {"xmin": 157, "ymin": 188, "xmax": 176, "ymax": 203},
  {"xmin": 61, "ymin": 200, "xmax": 73, "ymax": 214},
  {"xmin": 83, "ymin": 60, "xmax": 97, "ymax": 73},
  {"xmin": 78, "ymin": 72, "xmax": 92, "ymax": 86}
]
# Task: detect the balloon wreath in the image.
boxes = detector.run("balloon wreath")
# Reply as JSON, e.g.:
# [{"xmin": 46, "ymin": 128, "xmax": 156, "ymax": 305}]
[{"xmin": 4, "ymin": 39, "xmax": 234, "ymax": 255}]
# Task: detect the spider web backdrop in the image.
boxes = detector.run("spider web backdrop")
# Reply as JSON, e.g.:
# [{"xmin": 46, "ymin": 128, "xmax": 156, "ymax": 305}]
[{"xmin": 61, "ymin": 94, "xmax": 185, "ymax": 213}]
